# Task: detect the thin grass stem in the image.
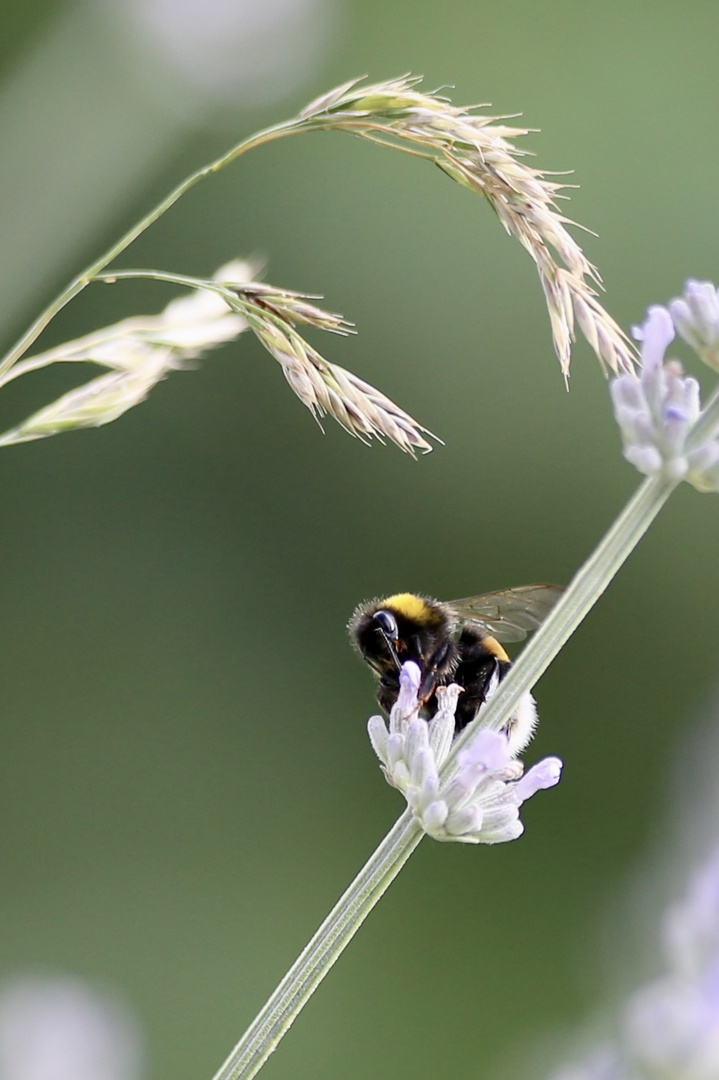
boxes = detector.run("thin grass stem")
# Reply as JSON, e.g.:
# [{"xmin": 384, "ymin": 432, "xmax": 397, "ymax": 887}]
[
  {"xmin": 0, "ymin": 120, "xmax": 303, "ymax": 380},
  {"xmin": 449, "ymin": 474, "xmax": 676, "ymax": 762},
  {"xmin": 210, "ymin": 811, "xmax": 422, "ymax": 1080}
]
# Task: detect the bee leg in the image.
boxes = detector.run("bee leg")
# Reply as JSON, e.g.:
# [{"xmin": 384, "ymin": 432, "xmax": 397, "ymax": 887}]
[
  {"xmin": 417, "ymin": 639, "xmax": 454, "ymax": 705},
  {"xmin": 482, "ymin": 657, "xmax": 503, "ymax": 702},
  {"xmin": 418, "ymin": 669, "xmax": 439, "ymax": 705}
]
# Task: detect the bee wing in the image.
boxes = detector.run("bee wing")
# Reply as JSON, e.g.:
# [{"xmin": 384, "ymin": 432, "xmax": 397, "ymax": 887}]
[{"xmin": 445, "ymin": 584, "xmax": 564, "ymax": 643}]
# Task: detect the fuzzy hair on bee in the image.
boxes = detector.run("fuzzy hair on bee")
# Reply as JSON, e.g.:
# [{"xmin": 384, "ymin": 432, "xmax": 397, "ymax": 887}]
[{"xmin": 349, "ymin": 585, "xmax": 563, "ymax": 755}]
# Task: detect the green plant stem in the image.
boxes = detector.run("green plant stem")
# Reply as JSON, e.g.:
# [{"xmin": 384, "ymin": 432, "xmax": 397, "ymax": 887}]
[
  {"xmin": 450, "ymin": 472, "xmax": 677, "ymax": 760},
  {"xmin": 97, "ymin": 269, "xmax": 222, "ymax": 292},
  {"xmin": 210, "ymin": 472, "xmax": 678, "ymax": 1080},
  {"xmin": 0, "ymin": 119, "xmax": 308, "ymax": 381},
  {"xmin": 211, "ymin": 810, "xmax": 423, "ymax": 1080}
]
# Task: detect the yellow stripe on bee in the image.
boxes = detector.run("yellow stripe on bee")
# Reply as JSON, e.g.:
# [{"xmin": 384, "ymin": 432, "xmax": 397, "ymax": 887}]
[
  {"xmin": 481, "ymin": 634, "xmax": 510, "ymax": 662},
  {"xmin": 381, "ymin": 593, "xmax": 439, "ymax": 624}
]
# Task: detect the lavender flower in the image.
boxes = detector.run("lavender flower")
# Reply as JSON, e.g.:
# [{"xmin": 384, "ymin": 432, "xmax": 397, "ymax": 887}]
[
  {"xmin": 549, "ymin": 1048, "xmax": 631, "ymax": 1080},
  {"xmin": 548, "ymin": 845, "xmax": 719, "ymax": 1080},
  {"xmin": 622, "ymin": 850, "xmax": 719, "ymax": 1080},
  {"xmin": 367, "ymin": 662, "xmax": 562, "ymax": 844},
  {"xmin": 610, "ymin": 303, "xmax": 719, "ymax": 492},
  {"xmin": 669, "ymin": 280, "xmax": 719, "ymax": 372},
  {"xmin": 0, "ymin": 974, "xmax": 143, "ymax": 1080}
]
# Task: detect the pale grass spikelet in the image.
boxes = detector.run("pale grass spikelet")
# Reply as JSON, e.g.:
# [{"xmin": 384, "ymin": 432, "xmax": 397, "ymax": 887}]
[
  {"xmin": 0, "ymin": 252, "xmax": 435, "ymax": 453},
  {"xmin": 0, "ymin": 260, "xmax": 252, "ymax": 446},
  {"xmin": 228, "ymin": 282, "xmax": 436, "ymax": 454},
  {"xmin": 297, "ymin": 75, "xmax": 635, "ymax": 377},
  {"xmin": 367, "ymin": 661, "xmax": 562, "ymax": 844},
  {"xmin": 229, "ymin": 282, "xmax": 354, "ymax": 336},
  {"xmin": 610, "ymin": 300, "xmax": 719, "ymax": 492}
]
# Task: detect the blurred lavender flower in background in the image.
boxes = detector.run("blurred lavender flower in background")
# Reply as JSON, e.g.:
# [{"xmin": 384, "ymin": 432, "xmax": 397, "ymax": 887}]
[
  {"xmin": 669, "ymin": 280, "xmax": 719, "ymax": 373},
  {"xmin": 622, "ymin": 849, "xmax": 719, "ymax": 1079},
  {"xmin": 549, "ymin": 1047, "xmax": 629, "ymax": 1080},
  {"xmin": 547, "ymin": 842, "xmax": 719, "ymax": 1080},
  {"xmin": 0, "ymin": 973, "xmax": 143, "ymax": 1080}
]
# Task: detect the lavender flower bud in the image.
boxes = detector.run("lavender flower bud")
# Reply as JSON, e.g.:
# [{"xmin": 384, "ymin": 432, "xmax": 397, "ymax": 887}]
[
  {"xmin": 669, "ymin": 279, "xmax": 719, "ymax": 371},
  {"xmin": 610, "ymin": 302, "xmax": 719, "ymax": 492}
]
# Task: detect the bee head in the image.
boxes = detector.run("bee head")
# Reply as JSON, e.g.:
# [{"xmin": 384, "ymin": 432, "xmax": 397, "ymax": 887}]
[
  {"xmin": 370, "ymin": 608, "xmax": 401, "ymax": 669},
  {"xmin": 349, "ymin": 593, "xmax": 450, "ymax": 674}
]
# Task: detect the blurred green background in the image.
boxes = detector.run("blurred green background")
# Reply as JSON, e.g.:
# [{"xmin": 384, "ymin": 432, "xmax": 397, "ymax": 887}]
[{"xmin": 0, "ymin": 1, "xmax": 717, "ymax": 1078}]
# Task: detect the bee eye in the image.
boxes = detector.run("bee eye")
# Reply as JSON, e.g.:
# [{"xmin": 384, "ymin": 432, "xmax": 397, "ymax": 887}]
[{"xmin": 373, "ymin": 610, "xmax": 398, "ymax": 640}]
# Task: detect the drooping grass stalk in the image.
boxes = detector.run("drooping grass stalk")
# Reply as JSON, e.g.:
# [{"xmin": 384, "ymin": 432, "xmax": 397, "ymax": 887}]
[
  {"xmin": 209, "ymin": 470, "xmax": 680, "ymax": 1080},
  {"xmin": 0, "ymin": 118, "xmax": 301, "ymax": 380},
  {"xmin": 0, "ymin": 75, "xmax": 636, "ymax": 385}
]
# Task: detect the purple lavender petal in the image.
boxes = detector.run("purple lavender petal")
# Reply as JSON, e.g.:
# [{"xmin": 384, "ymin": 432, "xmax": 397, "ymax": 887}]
[
  {"xmin": 515, "ymin": 756, "xmax": 563, "ymax": 802},
  {"xmin": 396, "ymin": 661, "xmax": 421, "ymax": 714},
  {"xmin": 632, "ymin": 305, "xmax": 674, "ymax": 370},
  {"xmin": 457, "ymin": 728, "xmax": 512, "ymax": 772}
]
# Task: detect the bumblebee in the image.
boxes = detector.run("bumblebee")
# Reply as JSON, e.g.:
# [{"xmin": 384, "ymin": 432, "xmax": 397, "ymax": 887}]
[{"xmin": 349, "ymin": 584, "xmax": 563, "ymax": 754}]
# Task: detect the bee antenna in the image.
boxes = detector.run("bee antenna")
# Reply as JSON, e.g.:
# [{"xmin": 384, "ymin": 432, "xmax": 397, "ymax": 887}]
[
  {"xmin": 373, "ymin": 610, "xmax": 401, "ymax": 671},
  {"xmin": 381, "ymin": 631, "xmax": 401, "ymax": 671}
]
